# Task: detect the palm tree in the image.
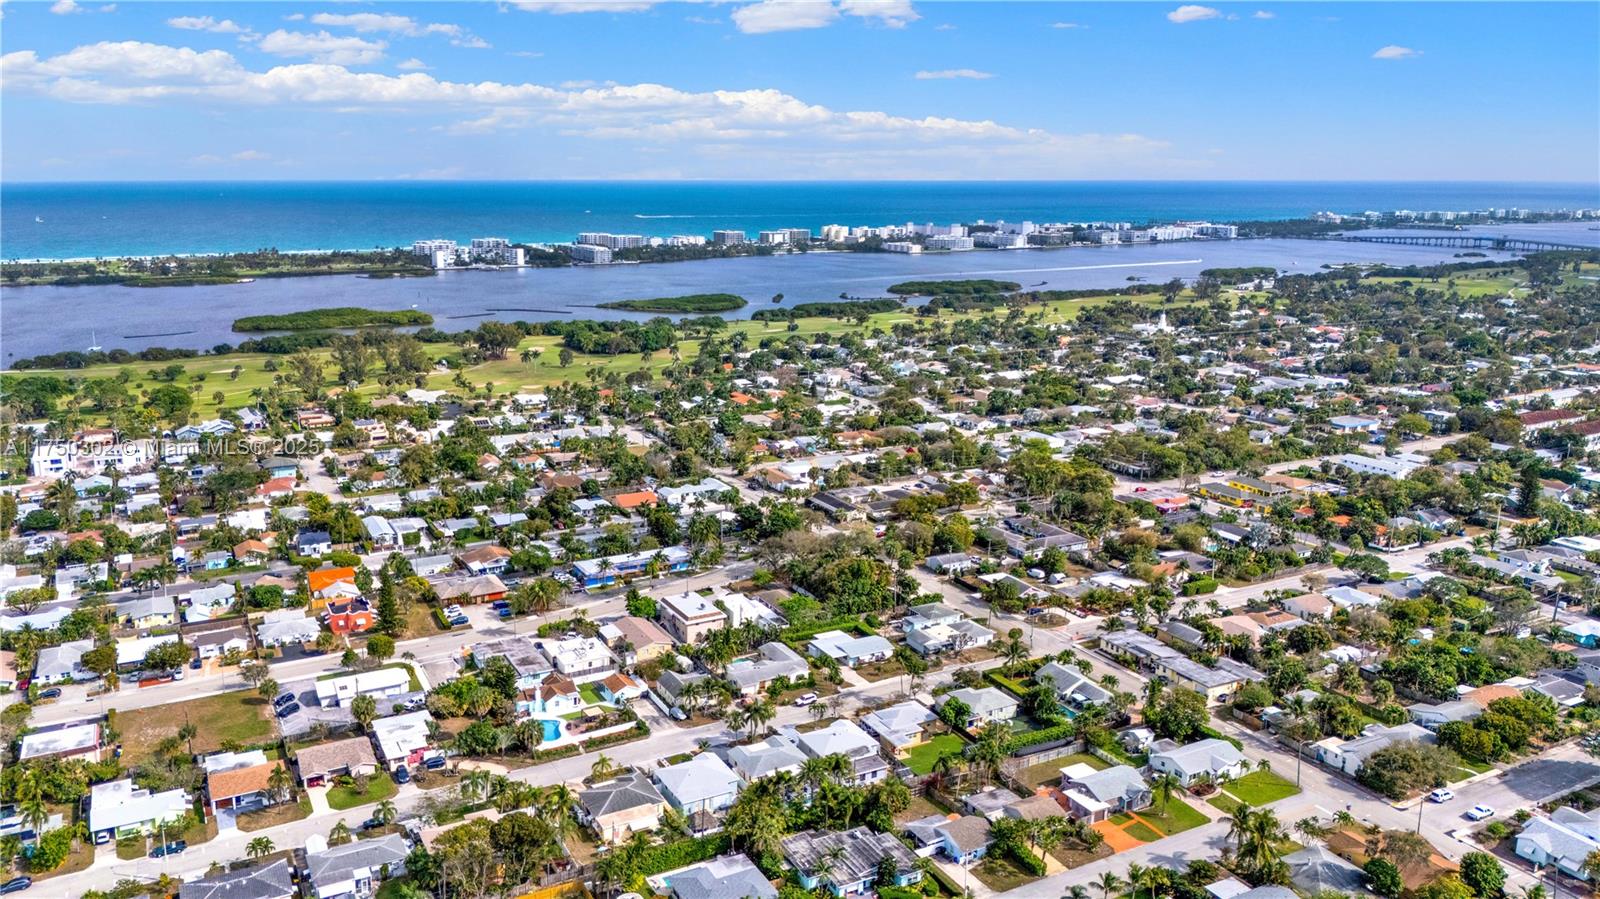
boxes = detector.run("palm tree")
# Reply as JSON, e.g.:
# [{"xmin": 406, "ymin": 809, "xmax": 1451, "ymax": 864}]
[
  {"xmin": 744, "ymin": 698, "xmax": 776, "ymax": 737},
  {"xmin": 266, "ymin": 764, "xmax": 295, "ymax": 804},
  {"xmin": 373, "ymin": 800, "xmax": 398, "ymax": 826},
  {"xmin": 328, "ymin": 820, "xmax": 352, "ymax": 846},
  {"xmin": 964, "ymin": 722, "xmax": 1010, "ymax": 787},
  {"xmin": 246, "ymin": 836, "xmax": 274, "ymax": 859},
  {"xmin": 1065, "ymin": 886, "xmax": 1091, "ymax": 899},
  {"xmin": 1294, "ymin": 816, "xmax": 1330, "ymax": 843},
  {"xmin": 1097, "ymin": 871, "xmax": 1126, "ymax": 899},
  {"xmin": 1128, "ymin": 863, "xmax": 1150, "ymax": 899},
  {"xmin": 590, "ymin": 754, "xmax": 621, "ymax": 782},
  {"xmin": 1151, "ymin": 772, "xmax": 1179, "ymax": 813},
  {"xmin": 461, "ymin": 769, "xmax": 493, "ymax": 803}
]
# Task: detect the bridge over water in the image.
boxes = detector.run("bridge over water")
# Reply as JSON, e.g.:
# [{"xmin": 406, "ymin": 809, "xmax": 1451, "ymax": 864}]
[{"xmin": 1334, "ymin": 234, "xmax": 1598, "ymax": 253}]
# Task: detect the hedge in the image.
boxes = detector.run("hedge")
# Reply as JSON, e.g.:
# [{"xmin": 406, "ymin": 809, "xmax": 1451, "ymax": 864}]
[
  {"xmin": 1006, "ymin": 721, "xmax": 1077, "ymax": 753},
  {"xmin": 1006, "ymin": 843, "xmax": 1048, "ymax": 877},
  {"xmin": 1182, "ymin": 577, "xmax": 1219, "ymax": 595},
  {"xmin": 636, "ymin": 834, "xmax": 732, "ymax": 877},
  {"xmin": 580, "ymin": 722, "xmax": 650, "ymax": 752},
  {"xmin": 1199, "ymin": 725, "xmax": 1243, "ymax": 750}
]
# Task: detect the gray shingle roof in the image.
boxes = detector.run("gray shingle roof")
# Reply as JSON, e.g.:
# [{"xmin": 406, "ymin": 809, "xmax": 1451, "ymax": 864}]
[{"xmin": 178, "ymin": 860, "xmax": 295, "ymax": 899}]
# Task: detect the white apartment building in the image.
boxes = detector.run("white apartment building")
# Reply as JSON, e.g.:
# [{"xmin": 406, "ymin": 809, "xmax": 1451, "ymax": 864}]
[
  {"xmin": 569, "ymin": 244, "xmax": 613, "ymax": 264},
  {"xmin": 819, "ymin": 224, "xmax": 850, "ymax": 242},
  {"xmin": 882, "ymin": 241, "xmax": 922, "ymax": 254},
  {"xmin": 713, "ymin": 230, "xmax": 747, "ymax": 245},
  {"xmin": 411, "ymin": 239, "xmax": 457, "ymax": 257},
  {"xmin": 925, "ymin": 235, "xmax": 975, "ymax": 251},
  {"xmin": 577, "ymin": 232, "xmax": 647, "ymax": 250},
  {"xmin": 666, "ymin": 235, "xmax": 706, "ymax": 247},
  {"xmin": 758, "ymin": 231, "xmax": 790, "ymax": 245}
]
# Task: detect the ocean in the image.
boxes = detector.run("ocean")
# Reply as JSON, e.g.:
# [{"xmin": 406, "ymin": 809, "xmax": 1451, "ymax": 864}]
[{"xmin": 3, "ymin": 180, "xmax": 1599, "ymax": 260}]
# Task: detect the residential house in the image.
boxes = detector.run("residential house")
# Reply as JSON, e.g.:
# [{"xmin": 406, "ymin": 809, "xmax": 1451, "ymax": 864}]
[
  {"xmin": 726, "ymin": 642, "xmax": 809, "ymax": 696},
  {"xmin": 304, "ymin": 833, "xmax": 410, "ymax": 899},
  {"xmin": 598, "ymin": 672, "xmax": 645, "ymax": 703},
  {"xmin": 1059, "ymin": 763, "xmax": 1151, "ymax": 822},
  {"xmin": 1147, "ymin": 738, "xmax": 1250, "ymax": 787},
  {"xmin": 932, "ymin": 816, "xmax": 993, "ymax": 865},
  {"xmin": 807, "ymin": 630, "xmax": 894, "ymax": 667},
  {"xmin": 115, "ymin": 593, "xmax": 176, "ymax": 630},
  {"xmin": 937, "ymin": 687, "xmax": 1019, "ymax": 730},
  {"xmin": 601, "ymin": 616, "xmax": 676, "ymax": 664},
  {"xmin": 523, "ymin": 673, "xmax": 583, "ymax": 717},
  {"xmin": 1515, "ymin": 807, "xmax": 1600, "ymax": 880},
  {"xmin": 787, "ymin": 720, "xmax": 891, "ymax": 786},
  {"xmin": 543, "ymin": 636, "xmax": 617, "ymax": 682},
  {"xmin": 782, "ymin": 827, "xmax": 922, "ymax": 897},
  {"xmin": 655, "ymin": 753, "xmax": 744, "ymax": 815},
  {"xmin": 204, "ymin": 752, "xmax": 286, "ymax": 818},
  {"xmin": 860, "ymin": 701, "xmax": 937, "ymax": 757},
  {"xmin": 657, "ymin": 590, "xmax": 728, "ymax": 644},
  {"xmin": 1035, "ymin": 661, "xmax": 1112, "ymax": 711},
  {"xmin": 19, "ymin": 722, "xmax": 103, "ymax": 762},
  {"xmin": 179, "ymin": 859, "xmax": 296, "ymax": 899},
  {"xmin": 370, "ymin": 711, "xmax": 435, "ymax": 771},
  {"xmin": 570, "ymin": 545, "xmax": 691, "ymax": 589},
  {"xmin": 256, "ymin": 610, "xmax": 321, "ymax": 648},
  {"xmin": 1317, "ymin": 723, "xmax": 1434, "ymax": 776},
  {"xmin": 469, "ymin": 635, "xmax": 552, "ymax": 692},
  {"xmin": 579, "ymin": 772, "xmax": 668, "ymax": 844},
  {"xmin": 34, "ymin": 639, "xmax": 95, "ymax": 683},
  {"xmin": 649, "ymin": 854, "xmax": 776, "ymax": 899},
  {"xmin": 458, "ymin": 545, "xmax": 512, "ymax": 576},
  {"xmin": 293, "ymin": 737, "xmax": 379, "ymax": 788},
  {"xmin": 1407, "ymin": 700, "xmax": 1484, "ymax": 730},
  {"xmin": 88, "ymin": 779, "xmax": 191, "ymax": 842},
  {"xmin": 314, "ymin": 666, "xmax": 411, "ymax": 709},
  {"xmin": 324, "ymin": 599, "xmax": 375, "ymax": 636},
  {"xmin": 726, "ymin": 735, "xmax": 808, "ymax": 783}
]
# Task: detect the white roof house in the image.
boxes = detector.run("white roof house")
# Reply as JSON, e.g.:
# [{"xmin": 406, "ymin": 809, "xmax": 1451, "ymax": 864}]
[
  {"xmin": 1147, "ymin": 738, "xmax": 1249, "ymax": 786},
  {"xmin": 370, "ymin": 711, "xmax": 434, "ymax": 767},
  {"xmin": 116, "ymin": 633, "xmax": 180, "ymax": 667},
  {"xmin": 88, "ymin": 778, "xmax": 191, "ymax": 839},
  {"xmin": 314, "ymin": 666, "xmax": 411, "ymax": 709},
  {"xmin": 654, "ymin": 753, "xmax": 744, "ymax": 814},
  {"xmin": 257, "ymin": 611, "xmax": 322, "ymax": 647},
  {"xmin": 19, "ymin": 722, "xmax": 102, "ymax": 761}
]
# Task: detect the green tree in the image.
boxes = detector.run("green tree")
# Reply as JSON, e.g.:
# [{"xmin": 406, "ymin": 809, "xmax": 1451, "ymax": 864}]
[
  {"xmin": 1459, "ymin": 852, "xmax": 1506, "ymax": 899},
  {"xmin": 1365, "ymin": 858, "xmax": 1403, "ymax": 898},
  {"xmin": 351, "ymin": 694, "xmax": 378, "ymax": 732}
]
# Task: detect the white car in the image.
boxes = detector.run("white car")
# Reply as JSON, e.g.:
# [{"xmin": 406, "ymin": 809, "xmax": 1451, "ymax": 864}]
[
  {"xmin": 794, "ymin": 693, "xmax": 819, "ymax": 707},
  {"xmin": 1427, "ymin": 788, "xmax": 1454, "ymax": 803},
  {"xmin": 1465, "ymin": 805, "xmax": 1495, "ymax": 821}
]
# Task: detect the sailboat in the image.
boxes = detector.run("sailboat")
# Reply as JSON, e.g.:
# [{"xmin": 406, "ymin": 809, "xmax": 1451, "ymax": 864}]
[{"xmin": 86, "ymin": 329, "xmax": 102, "ymax": 353}]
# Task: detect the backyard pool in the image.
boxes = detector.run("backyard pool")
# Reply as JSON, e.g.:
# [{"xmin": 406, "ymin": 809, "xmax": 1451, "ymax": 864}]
[{"xmin": 541, "ymin": 719, "xmax": 563, "ymax": 741}]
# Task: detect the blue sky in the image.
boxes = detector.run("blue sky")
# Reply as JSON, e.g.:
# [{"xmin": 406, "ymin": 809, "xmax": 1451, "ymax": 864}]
[{"xmin": 1, "ymin": 1, "xmax": 1596, "ymax": 181}]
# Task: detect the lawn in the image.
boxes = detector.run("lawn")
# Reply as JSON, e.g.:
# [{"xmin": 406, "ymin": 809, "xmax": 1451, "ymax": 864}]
[
  {"xmin": 1124, "ymin": 821, "xmax": 1163, "ymax": 842},
  {"xmin": 1018, "ymin": 753, "xmax": 1105, "ymax": 788},
  {"xmin": 237, "ymin": 796, "xmax": 313, "ymax": 832},
  {"xmin": 1220, "ymin": 770, "xmax": 1300, "ymax": 806},
  {"xmin": 578, "ymin": 682, "xmax": 605, "ymax": 706},
  {"xmin": 1209, "ymin": 794, "xmax": 1243, "ymax": 814},
  {"xmin": 117, "ymin": 691, "xmax": 274, "ymax": 765},
  {"xmin": 1138, "ymin": 798, "xmax": 1210, "ymax": 836},
  {"xmin": 326, "ymin": 772, "xmax": 397, "ymax": 811},
  {"xmin": 904, "ymin": 734, "xmax": 967, "ymax": 775},
  {"xmin": 971, "ymin": 855, "xmax": 1041, "ymax": 893}
]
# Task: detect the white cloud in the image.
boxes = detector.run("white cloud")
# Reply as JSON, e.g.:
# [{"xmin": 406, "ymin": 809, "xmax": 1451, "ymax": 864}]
[
  {"xmin": 310, "ymin": 12, "xmax": 488, "ymax": 48},
  {"xmin": 167, "ymin": 16, "xmax": 247, "ymax": 34},
  {"xmin": 1252, "ymin": 10, "xmax": 1275, "ymax": 19},
  {"xmin": 511, "ymin": 1, "xmax": 662, "ymax": 12},
  {"xmin": 731, "ymin": 0, "xmax": 916, "ymax": 33},
  {"xmin": 0, "ymin": 39, "xmax": 1184, "ymax": 178},
  {"xmin": 256, "ymin": 31, "xmax": 387, "ymax": 66},
  {"xmin": 509, "ymin": 50, "xmax": 545, "ymax": 58},
  {"xmin": 732, "ymin": 0, "xmax": 839, "ymax": 33},
  {"xmin": 50, "ymin": 0, "xmax": 81, "ymax": 13},
  {"xmin": 396, "ymin": 57, "xmax": 430, "ymax": 71},
  {"xmin": 839, "ymin": 0, "xmax": 918, "ymax": 28},
  {"xmin": 1051, "ymin": 21, "xmax": 1084, "ymax": 29},
  {"xmin": 914, "ymin": 68, "xmax": 992, "ymax": 80},
  {"xmin": 1372, "ymin": 44, "xmax": 1421, "ymax": 60},
  {"xmin": 1166, "ymin": 5, "xmax": 1220, "ymax": 23},
  {"xmin": 232, "ymin": 149, "xmax": 269, "ymax": 160}
]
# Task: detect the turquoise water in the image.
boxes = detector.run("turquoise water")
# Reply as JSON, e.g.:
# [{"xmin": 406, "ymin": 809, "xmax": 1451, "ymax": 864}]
[
  {"xmin": 540, "ymin": 719, "xmax": 562, "ymax": 742},
  {"xmin": 4, "ymin": 180, "xmax": 1597, "ymax": 260}
]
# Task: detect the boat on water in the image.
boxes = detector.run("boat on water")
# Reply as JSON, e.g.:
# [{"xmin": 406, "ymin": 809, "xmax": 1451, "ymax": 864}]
[
  {"xmin": 34, "ymin": 216, "xmax": 44, "ymax": 223},
  {"xmin": 86, "ymin": 329, "xmax": 102, "ymax": 353}
]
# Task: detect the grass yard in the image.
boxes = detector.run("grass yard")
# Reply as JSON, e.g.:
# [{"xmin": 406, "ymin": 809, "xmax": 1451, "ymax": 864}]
[
  {"xmin": 1138, "ymin": 798, "xmax": 1210, "ymax": 836},
  {"xmin": 972, "ymin": 855, "xmax": 1041, "ymax": 892},
  {"xmin": 1123, "ymin": 821, "xmax": 1163, "ymax": 842},
  {"xmin": 1017, "ymin": 753, "xmax": 1106, "ymax": 788},
  {"xmin": 578, "ymin": 682, "xmax": 605, "ymax": 706},
  {"xmin": 117, "ymin": 691, "xmax": 274, "ymax": 765},
  {"xmin": 403, "ymin": 604, "xmax": 445, "ymax": 638},
  {"xmin": 895, "ymin": 792, "xmax": 955, "ymax": 825},
  {"xmin": 904, "ymin": 733, "xmax": 967, "ymax": 775},
  {"xmin": 1209, "ymin": 794, "xmax": 1243, "ymax": 814},
  {"xmin": 326, "ymin": 772, "xmax": 397, "ymax": 811},
  {"xmin": 237, "ymin": 796, "xmax": 313, "ymax": 832},
  {"xmin": 1220, "ymin": 770, "xmax": 1300, "ymax": 806}
]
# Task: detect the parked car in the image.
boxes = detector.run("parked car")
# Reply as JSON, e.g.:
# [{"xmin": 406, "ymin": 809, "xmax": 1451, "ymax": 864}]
[
  {"xmin": 273, "ymin": 692, "xmax": 297, "ymax": 709},
  {"xmin": 189, "ymin": 658, "xmax": 202, "ymax": 670},
  {"xmin": 1, "ymin": 876, "xmax": 33, "ymax": 893},
  {"xmin": 794, "ymin": 693, "xmax": 819, "ymax": 707},
  {"xmin": 1465, "ymin": 805, "xmax": 1495, "ymax": 821},
  {"xmin": 1428, "ymin": 789, "xmax": 1454, "ymax": 803},
  {"xmin": 423, "ymin": 756, "xmax": 447, "ymax": 771},
  {"xmin": 149, "ymin": 841, "xmax": 186, "ymax": 858},
  {"xmin": 34, "ymin": 688, "xmax": 61, "ymax": 703},
  {"xmin": 1026, "ymin": 568, "xmax": 1045, "ymax": 579},
  {"xmin": 275, "ymin": 702, "xmax": 301, "ymax": 719},
  {"xmin": 394, "ymin": 766, "xmax": 411, "ymax": 784}
]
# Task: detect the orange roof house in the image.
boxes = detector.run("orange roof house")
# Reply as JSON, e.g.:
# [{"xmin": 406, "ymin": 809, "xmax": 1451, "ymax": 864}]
[
  {"xmin": 257, "ymin": 477, "xmax": 296, "ymax": 498},
  {"xmin": 729, "ymin": 392, "xmax": 756, "ymax": 406},
  {"xmin": 233, "ymin": 539, "xmax": 272, "ymax": 561},
  {"xmin": 206, "ymin": 760, "xmax": 286, "ymax": 815},
  {"xmin": 307, "ymin": 567, "xmax": 358, "ymax": 595},
  {"xmin": 611, "ymin": 491, "xmax": 658, "ymax": 511}
]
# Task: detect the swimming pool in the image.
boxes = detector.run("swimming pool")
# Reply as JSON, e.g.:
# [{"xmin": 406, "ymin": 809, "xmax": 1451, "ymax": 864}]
[{"xmin": 541, "ymin": 719, "xmax": 562, "ymax": 741}]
